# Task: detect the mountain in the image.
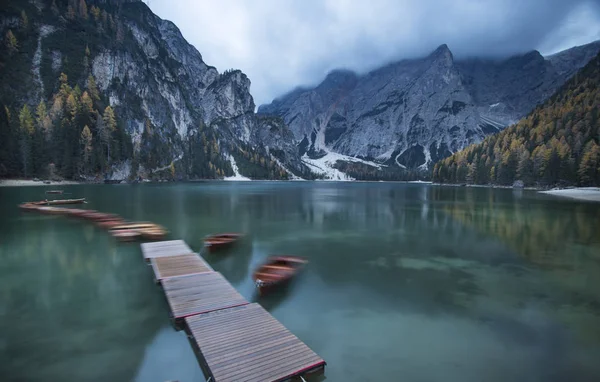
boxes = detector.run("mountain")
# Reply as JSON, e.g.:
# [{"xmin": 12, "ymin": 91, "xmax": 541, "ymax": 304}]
[
  {"xmin": 432, "ymin": 51, "xmax": 600, "ymax": 187},
  {"xmin": 0, "ymin": 0, "xmax": 299, "ymax": 181},
  {"xmin": 258, "ymin": 42, "xmax": 600, "ymax": 173}
]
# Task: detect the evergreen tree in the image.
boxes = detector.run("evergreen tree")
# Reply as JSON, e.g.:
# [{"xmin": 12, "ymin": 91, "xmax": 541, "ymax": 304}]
[
  {"xmin": 20, "ymin": 11, "xmax": 28, "ymax": 29},
  {"xmin": 80, "ymin": 125, "xmax": 93, "ymax": 173},
  {"xmin": 578, "ymin": 142, "xmax": 600, "ymax": 185},
  {"xmin": 79, "ymin": 0, "xmax": 88, "ymax": 20},
  {"xmin": 5, "ymin": 30, "xmax": 18, "ymax": 55},
  {"xmin": 51, "ymin": 0, "xmax": 59, "ymax": 16},
  {"xmin": 87, "ymin": 75, "xmax": 100, "ymax": 102},
  {"xmin": 18, "ymin": 106, "xmax": 34, "ymax": 177}
]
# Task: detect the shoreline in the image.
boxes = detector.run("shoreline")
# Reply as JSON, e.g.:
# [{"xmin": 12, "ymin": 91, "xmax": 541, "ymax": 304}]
[
  {"xmin": 539, "ymin": 187, "xmax": 600, "ymax": 202},
  {"xmin": 3, "ymin": 178, "xmax": 599, "ymax": 202},
  {"xmin": 0, "ymin": 179, "xmax": 84, "ymax": 187}
]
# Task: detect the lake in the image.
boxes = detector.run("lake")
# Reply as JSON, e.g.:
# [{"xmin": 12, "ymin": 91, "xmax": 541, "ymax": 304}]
[{"xmin": 1, "ymin": 182, "xmax": 599, "ymax": 382}]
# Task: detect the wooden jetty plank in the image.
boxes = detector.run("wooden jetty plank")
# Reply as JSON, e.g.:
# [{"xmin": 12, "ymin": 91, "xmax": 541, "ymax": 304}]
[
  {"xmin": 151, "ymin": 254, "xmax": 213, "ymax": 282},
  {"xmin": 141, "ymin": 240, "xmax": 192, "ymax": 261},
  {"xmin": 185, "ymin": 303, "xmax": 325, "ymax": 382},
  {"xmin": 162, "ymin": 272, "xmax": 247, "ymax": 319}
]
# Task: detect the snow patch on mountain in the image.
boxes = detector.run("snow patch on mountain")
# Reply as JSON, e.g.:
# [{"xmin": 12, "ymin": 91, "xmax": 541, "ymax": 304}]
[
  {"xmin": 225, "ymin": 154, "xmax": 251, "ymax": 181},
  {"xmin": 301, "ymin": 152, "xmax": 384, "ymax": 181}
]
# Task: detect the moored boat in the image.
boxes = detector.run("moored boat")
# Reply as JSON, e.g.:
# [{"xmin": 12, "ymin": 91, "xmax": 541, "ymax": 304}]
[
  {"xmin": 138, "ymin": 227, "xmax": 168, "ymax": 241},
  {"xmin": 44, "ymin": 198, "xmax": 86, "ymax": 205},
  {"xmin": 45, "ymin": 190, "xmax": 63, "ymax": 194},
  {"xmin": 24, "ymin": 198, "xmax": 86, "ymax": 206},
  {"xmin": 109, "ymin": 222, "xmax": 168, "ymax": 241},
  {"xmin": 252, "ymin": 255, "xmax": 308, "ymax": 295},
  {"xmin": 204, "ymin": 233, "xmax": 244, "ymax": 252},
  {"xmin": 97, "ymin": 219, "xmax": 126, "ymax": 229},
  {"xmin": 19, "ymin": 203, "xmax": 39, "ymax": 211},
  {"xmin": 111, "ymin": 229, "xmax": 142, "ymax": 242}
]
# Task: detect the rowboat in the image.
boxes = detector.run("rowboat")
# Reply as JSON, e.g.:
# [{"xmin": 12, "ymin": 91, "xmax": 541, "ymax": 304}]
[
  {"xmin": 138, "ymin": 227, "xmax": 168, "ymax": 241},
  {"xmin": 109, "ymin": 222, "xmax": 168, "ymax": 242},
  {"xmin": 111, "ymin": 229, "xmax": 142, "ymax": 242},
  {"xmin": 18, "ymin": 203, "xmax": 40, "ymax": 211},
  {"xmin": 97, "ymin": 219, "xmax": 126, "ymax": 229},
  {"xmin": 44, "ymin": 198, "xmax": 86, "ymax": 205},
  {"xmin": 110, "ymin": 222, "xmax": 159, "ymax": 231},
  {"xmin": 25, "ymin": 198, "xmax": 86, "ymax": 206},
  {"xmin": 252, "ymin": 256, "xmax": 308, "ymax": 295},
  {"xmin": 81, "ymin": 212, "xmax": 120, "ymax": 222},
  {"xmin": 204, "ymin": 233, "xmax": 244, "ymax": 252},
  {"xmin": 45, "ymin": 190, "xmax": 63, "ymax": 194}
]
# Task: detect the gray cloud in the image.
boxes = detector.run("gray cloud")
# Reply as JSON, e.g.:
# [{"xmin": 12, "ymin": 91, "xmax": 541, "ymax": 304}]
[{"xmin": 144, "ymin": 0, "xmax": 600, "ymax": 106}]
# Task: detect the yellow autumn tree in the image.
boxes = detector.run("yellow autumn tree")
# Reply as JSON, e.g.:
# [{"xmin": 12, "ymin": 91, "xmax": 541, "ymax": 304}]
[
  {"xmin": 19, "ymin": 105, "xmax": 35, "ymax": 135},
  {"xmin": 5, "ymin": 30, "xmax": 18, "ymax": 54}
]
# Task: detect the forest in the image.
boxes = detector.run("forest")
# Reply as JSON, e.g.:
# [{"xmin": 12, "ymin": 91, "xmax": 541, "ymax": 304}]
[{"xmin": 433, "ymin": 52, "xmax": 600, "ymax": 187}]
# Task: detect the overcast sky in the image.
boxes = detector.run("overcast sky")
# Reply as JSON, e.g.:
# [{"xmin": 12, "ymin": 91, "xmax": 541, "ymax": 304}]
[{"xmin": 144, "ymin": 0, "xmax": 600, "ymax": 106}]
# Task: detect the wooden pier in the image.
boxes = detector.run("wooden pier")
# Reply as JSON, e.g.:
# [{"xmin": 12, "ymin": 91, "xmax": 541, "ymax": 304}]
[
  {"xmin": 151, "ymin": 254, "xmax": 213, "ymax": 283},
  {"xmin": 140, "ymin": 240, "xmax": 326, "ymax": 382},
  {"xmin": 162, "ymin": 272, "xmax": 248, "ymax": 320},
  {"xmin": 186, "ymin": 303, "xmax": 326, "ymax": 382},
  {"xmin": 141, "ymin": 239, "xmax": 192, "ymax": 262}
]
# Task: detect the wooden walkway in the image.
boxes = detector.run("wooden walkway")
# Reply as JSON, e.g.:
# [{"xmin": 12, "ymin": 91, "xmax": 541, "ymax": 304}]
[
  {"xmin": 162, "ymin": 272, "xmax": 248, "ymax": 320},
  {"xmin": 141, "ymin": 240, "xmax": 192, "ymax": 262},
  {"xmin": 186, "ymin": 303, "xmax": 326, "ymax": 382},
  {"xmin": 151, "ymin": 254, "xmax": 213, "ymax": 283},
  {"xmin": 139, "ymin": 239, "xmax": 326, "ymax": 382}
]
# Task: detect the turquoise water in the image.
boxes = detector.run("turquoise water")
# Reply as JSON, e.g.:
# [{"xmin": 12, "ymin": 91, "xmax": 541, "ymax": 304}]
[{"xmin": 1, "ymin": 182, "xmax": 599, "ymax": 381}]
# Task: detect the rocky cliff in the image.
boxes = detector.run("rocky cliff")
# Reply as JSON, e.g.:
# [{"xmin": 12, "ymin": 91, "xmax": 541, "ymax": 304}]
[
  {"xmin": 259, "ymin": 41, "xmax": 600, "ymax": 170},
  {"xmin": 0, "ymin": 0, "xmax": 290, "ymax": 181}
]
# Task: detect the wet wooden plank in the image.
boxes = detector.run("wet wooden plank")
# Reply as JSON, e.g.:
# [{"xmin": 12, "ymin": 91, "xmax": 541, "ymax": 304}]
[
  {"xmin": 185, "ymin": 303, "xmax": 325, "ymax": 382},
  {"xmin": 141, "ymin": 240, "xmax": 192, "ymax": 261},
  {"xmin": 162, "ymin": 272, "xmax": 248, "ymax": 319},
  {"xmin": 151, "ymin": 254, "xmax": 213, "ymax": 282}
]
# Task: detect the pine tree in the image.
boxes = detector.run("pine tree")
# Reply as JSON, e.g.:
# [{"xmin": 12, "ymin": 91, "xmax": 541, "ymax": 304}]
[
  {"xmin": 66, "ymin": 94, "xmax": 78, "ymax": 121},
  {"xmin": 5, "ymin": 30, "xmax": 18, "ymax": 54},
  {"xmin": 79, "ymin": 0, "xmax": 88, "ymax": 20},
  {"xmin": 91, "ymin": 6, "xmax": 101, "ymax": 21},
  {"xmin": 578, "ymin": 142, "xmax": 600, "ymax": 185},
  {"xmin": 86, "ymin": 75, "xmax": 100, "ymax": 101},
  {"xmin": 20, "ymin": 10, "xmax": 28, "ymax": 29},
  {"xmin": 81, "ymin": 91, "xmax": 93, "ymax": 115},
  {"xmin": 103, "ymin": 106, "xmax": 116, "ymax": 132},
  {"xmin": 80, "ymin": 125, "xmax": 93, "ymax": 172},
  {"xmin": 19, "ymin": 105, "xmax": 35, "ymax": 135},
  {"xmin": 67, "ymin": 5, "xmax": 76, "ymax": 20},
  {"xmin": 102, "ymin": 106, "xmax": 116, "ymax": 162},
  {"xmin": 19, "ymin": 105, "xmax": 35, "ymax": 177},
  {"xmin": 51, "ymin": 0, "xmax": 59, "ymax": 16},
  {"xmin": 36, "ymin": 101, "xmax": 47, "ymax": 129}
]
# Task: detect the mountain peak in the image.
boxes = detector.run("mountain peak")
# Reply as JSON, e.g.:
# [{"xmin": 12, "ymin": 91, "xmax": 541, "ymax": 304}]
[{"xmin": 429, "ymin": 44, "xmax": 454, "ymax": 65}]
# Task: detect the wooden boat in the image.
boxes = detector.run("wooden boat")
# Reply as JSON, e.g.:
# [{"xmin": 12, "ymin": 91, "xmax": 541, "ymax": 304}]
[
  {"xmin": 111, "ymin": 229, "xmax": 141, "ymax": 242},
  {"xmin": 18, "ymin": 203, "xmax": 40, "ymax": 212},
  {"xmin": 204, "ymin": 233, "xmax": 244, "ymax": 252},
  {"xmin": 252, "ymin": 256, "xmax": 308, "ymax": 295},
  {"xmin": 109, "ymin": 222, "xmax": 168, "ymax": 242},
  {"xmin": 44, "ymin": 198, "xmax": 86, "ymax": 205},
  {"xmin": 45, "ymin": 190, "xmax": 63, "ymax": 194},
  {"xmin": 138, "ymin": 227, "xmax": 168, "ymax": 241},
  {"xmin": 80, "ymin": 211, "xmax": 120, "ymax": 222},
  {"xmin": 67, "ymin": 209, "xmax": 93, "ymax": 218},
  {"xmin": 97, "ymin": 219, "xmax": 126, "ymax": 229},
  {"xmin": 110, "ymin": 222, "xmax": 161, "ymax": 231},
  {"xmin": 44, "ymin": 207, "xmax": 70, "ymax": 215},
  {"xmin": 25, "ymin": 198, "xmax": 86, "ymax": 206}
]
